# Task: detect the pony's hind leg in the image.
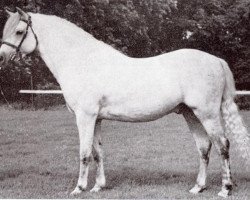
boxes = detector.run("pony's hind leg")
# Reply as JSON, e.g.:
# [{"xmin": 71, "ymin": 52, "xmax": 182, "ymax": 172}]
[
  {"xmin": 193, "ymin": 109, "xmax": 233, "ymax": 198},
  {"xmin": 183, "ymin": 107, "xmax": 212, "ymax": 194},
  {"xmin": 90, "ymin": 120, "xmax": 106, "ymax": 192}
]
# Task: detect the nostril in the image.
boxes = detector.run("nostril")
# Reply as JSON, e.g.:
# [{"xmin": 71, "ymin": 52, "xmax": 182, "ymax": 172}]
[{"xmin": 0, "ymin": 55, "xmax": 5, "ymax": 64}]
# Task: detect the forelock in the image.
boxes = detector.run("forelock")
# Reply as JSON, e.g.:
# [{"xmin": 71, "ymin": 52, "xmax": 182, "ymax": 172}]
[{"xmin": 3, "ymin": 13, "xmax": 20, "ymax": 40}]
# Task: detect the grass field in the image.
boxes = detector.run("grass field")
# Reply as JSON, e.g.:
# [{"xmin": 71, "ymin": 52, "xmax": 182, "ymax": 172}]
[{"xmin": 0, "ymin": 106, "xmax": 249, "ymax": 199}]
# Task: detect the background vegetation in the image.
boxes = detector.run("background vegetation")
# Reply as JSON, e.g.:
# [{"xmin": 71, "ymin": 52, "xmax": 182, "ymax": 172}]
[{"xmin": 0, "ymin": 0, "xmax": 249, "ymax": 108}]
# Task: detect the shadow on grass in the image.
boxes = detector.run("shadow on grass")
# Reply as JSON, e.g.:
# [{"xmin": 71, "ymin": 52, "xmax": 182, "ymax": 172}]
[
  {"xmin": 0, "ymin": 168, "xmax": 24, "ymax": 181},
  {"xmin": 236, "ymin": 174, "xmax": 250, "ymax": 182},
  {"xmin": 105, "ymin": 167, "xmax": 196, "ymax": 190}
]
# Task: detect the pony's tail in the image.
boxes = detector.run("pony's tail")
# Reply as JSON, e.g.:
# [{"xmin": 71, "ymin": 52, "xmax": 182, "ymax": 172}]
[{"xmin": 220, "ymin": 59, "xmax": 250, "ymax": 164}]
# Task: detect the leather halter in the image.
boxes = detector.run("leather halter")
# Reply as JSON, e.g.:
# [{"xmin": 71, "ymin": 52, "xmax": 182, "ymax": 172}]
[{"xmin": 0, "ymin": 15, "xmax": 38, "ymax": 54}]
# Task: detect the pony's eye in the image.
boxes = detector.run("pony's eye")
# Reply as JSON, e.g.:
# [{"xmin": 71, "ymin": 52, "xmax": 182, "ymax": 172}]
[{"xmin": 16, "ymin": 30, "xmax": 23, "ymax": 35}]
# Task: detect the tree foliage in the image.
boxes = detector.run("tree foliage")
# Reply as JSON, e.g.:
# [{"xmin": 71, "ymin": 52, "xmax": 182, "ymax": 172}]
[{"xmin": 0, "ymin": 0, "xmax": 249, "ymax": 104}]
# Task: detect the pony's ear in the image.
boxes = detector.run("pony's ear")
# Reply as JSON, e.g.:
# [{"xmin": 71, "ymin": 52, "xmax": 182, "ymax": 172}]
[
  {"xmin": 16, "ymin": 7, "xmax": 27, "ymax": 17},
  {"xmin": 5, "ymin": 7, "xmax": 15, "ymax": 17}
]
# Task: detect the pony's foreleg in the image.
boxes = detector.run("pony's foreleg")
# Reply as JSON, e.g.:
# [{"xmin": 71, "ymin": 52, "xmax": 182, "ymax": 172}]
[
  {"xmin": 183, "ymin": 108, "xmax": 212, "ymax": 194},
  {"xmin": 90, "ymin": 120, "xmax": 106, "ymax": 192},
  {"xmin": 70, "ymin": 111, "xmax": 97, "ymax": 196}
]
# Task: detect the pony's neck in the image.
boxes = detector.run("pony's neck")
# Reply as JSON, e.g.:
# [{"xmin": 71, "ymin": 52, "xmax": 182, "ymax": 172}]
[{"xmin": 29, "ymin": 13, "xmax": 112, "ymax": 84}]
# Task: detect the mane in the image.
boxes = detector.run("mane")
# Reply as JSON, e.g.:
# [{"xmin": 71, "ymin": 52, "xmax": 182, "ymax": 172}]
[
  {"xmin": 31, "ymin": 13, "xmax": 120, "ymax": 55},
  {"xmin": 38, "ymin": 14, "xmax": 94, "ymax": 39}
]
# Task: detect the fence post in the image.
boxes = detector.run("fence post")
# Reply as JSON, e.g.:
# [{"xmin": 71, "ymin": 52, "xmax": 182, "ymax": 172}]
[{"xmin": 30, "ymin": 75, "xmax": 34, "ymax": 108}]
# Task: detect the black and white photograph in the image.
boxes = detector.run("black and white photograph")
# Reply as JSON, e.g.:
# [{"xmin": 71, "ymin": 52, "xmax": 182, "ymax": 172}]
[{"xmin": 0, "ymin": 0, "xmax": 249, "ymax": 199}]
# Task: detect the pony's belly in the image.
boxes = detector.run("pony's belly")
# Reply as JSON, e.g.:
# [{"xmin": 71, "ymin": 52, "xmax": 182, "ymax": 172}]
[
  {"xmin": 98, "ymin": 81, "xmax": 183, "ymax": 122},
  {"xmin": 98, "ymin": 101, "xmax": 179, "ymax": 122}
]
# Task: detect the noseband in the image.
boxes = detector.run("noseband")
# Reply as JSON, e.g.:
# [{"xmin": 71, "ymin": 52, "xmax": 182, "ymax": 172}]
[{"xmin": 0, "ymin": 15, "xmax": 38, "ymax": 55}]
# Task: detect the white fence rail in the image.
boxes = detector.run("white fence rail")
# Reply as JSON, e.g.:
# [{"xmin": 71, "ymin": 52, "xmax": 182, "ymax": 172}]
[
  {"xmin": 235, "ymin": 91, "xmax": 250, "ymax": 95},
  {"xmin": 19, "ymin": 90, "xmax": 63, "ymax": 94},
  {"xmin": 19, "ymin": 90, "xmax": 250, "ymax": 95}
]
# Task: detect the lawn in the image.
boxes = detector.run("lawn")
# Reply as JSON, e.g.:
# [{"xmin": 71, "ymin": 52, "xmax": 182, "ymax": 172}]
[{"xmin": 0, "ymin": 106, "xmax": 249, "ymax": 199}]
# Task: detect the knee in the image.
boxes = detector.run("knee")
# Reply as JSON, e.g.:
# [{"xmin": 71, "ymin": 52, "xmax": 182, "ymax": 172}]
[
  {"xmin": 201, "ymin": 151, "xmax": 209, "ymax": 161},
  {"xmin": 81, "ymin": 156, "xmax": 92, "ymax": 165},
  {"xmin": 93, "ymin": 155, "xmax": 100, "ymax": 163},
  {"xmin": 93, "ymin": 152, "xmax": 104, "ymax": 163},
  {"xmin": 199, "ymin": 143, "xmax": 212, "ymax": 163},
  {"xmin": 200, "ymin": 149, "xmax": 210, "ymax": 163},
  {"xmin": 223, "ymin": 138, "xmax": 230, "ymax": 149},
  {"xmin": 225, "ymin": 184, "xmax": 233, "ymax": 191}
]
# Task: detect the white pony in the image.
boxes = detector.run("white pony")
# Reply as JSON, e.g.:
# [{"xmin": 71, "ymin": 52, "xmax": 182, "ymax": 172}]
[{"xmin": 0, "ymin": 8, "xmax": 249, "ymax": 198}]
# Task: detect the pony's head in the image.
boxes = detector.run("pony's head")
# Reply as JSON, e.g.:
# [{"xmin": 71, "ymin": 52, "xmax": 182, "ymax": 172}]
[{"xmin": 0, "ymin": 7, "xmax": 38, "ymax": 65}]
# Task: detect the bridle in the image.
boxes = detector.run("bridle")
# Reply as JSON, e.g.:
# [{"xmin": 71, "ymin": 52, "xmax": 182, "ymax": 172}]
[
  {"xmin": 0, "ymin": 15, "xmax": 38, "ymax": 55},
  {"xmin": 0, "ymin": 14, "xmax": 38, "ymax": 105}
]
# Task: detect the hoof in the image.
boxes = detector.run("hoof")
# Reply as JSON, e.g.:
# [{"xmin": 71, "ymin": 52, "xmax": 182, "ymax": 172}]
[
  {"xmin": 90, "ymin": 185, "xmax": 102, "ymax": 193},
  {"xmin": 218, "ymin": 189, "xmax": 231, "ymax": 198},
  {"xmin": 189, "ymin": 185, "xmax": 205, "ymax": 194},
  {"xmin": 70, "ymin": 186, "xmax": 86, "ymax": 196}
]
